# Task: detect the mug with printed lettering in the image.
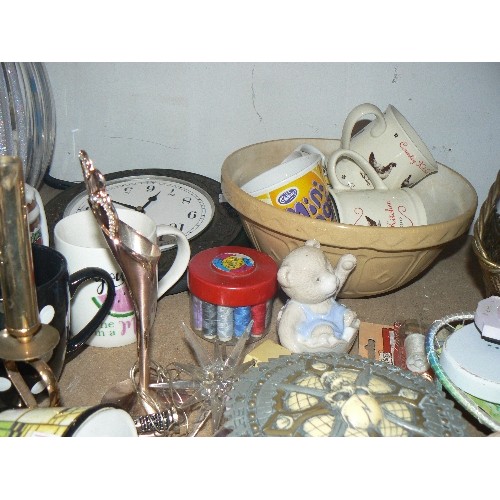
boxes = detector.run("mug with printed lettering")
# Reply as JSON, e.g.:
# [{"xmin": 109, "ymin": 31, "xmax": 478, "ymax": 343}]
[
  {"xmin": 333, "ymin": 103, "xmax": 438, "ymax": 190},
  {"xmin": 54, "ymin": 208, "xmax": 190, "ymax": 348},
  {"xmin": 327, "ymin": 149, "xmax": 427, "ymax": 227}
]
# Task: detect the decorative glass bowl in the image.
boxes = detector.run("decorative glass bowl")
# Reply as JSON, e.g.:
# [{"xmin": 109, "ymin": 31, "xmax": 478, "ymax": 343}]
[{"xmin": 0, "ymin": 63, "xmax": 56, "ymax": 188}]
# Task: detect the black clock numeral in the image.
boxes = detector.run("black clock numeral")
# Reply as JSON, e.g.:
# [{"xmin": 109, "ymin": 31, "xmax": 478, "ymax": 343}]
[
  {"xmin": 124, "ymin": 186, "xmax": 133, "ymax": 194},
  {"xmin": 187, "ymin": 211, "xmax": 198, "ymax": 219},
  {"xmin": 167, "ymin": 188, "xmax": 176, "ymax": 196},
  {"xmin": 182, "ymin": 196, "xmax": 192, "ymax": 204},
  {"xmin": 146, "ymin": 185, "xmax": 155, "ymax": 192}
]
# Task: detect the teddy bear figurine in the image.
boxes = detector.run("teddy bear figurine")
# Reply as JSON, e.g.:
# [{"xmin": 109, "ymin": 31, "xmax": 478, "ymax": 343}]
[{"xmin": 276, "ymin": 239, "xmax": 360, "ymax": 353}]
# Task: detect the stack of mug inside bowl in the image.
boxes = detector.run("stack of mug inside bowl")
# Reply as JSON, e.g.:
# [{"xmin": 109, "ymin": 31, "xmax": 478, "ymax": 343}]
[{"xmin": 241, "ymin": 103, "xmax": 441, "ymax": 228}]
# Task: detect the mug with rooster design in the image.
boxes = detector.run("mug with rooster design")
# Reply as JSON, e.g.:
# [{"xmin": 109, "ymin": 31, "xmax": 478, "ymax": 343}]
[
  {"xmin": 327, "ymin": 149, "xmax": 427, "ymax": 227},
  {"xmin": 332, "ymin": 103, "xmax": 438, "ymax": 191}
]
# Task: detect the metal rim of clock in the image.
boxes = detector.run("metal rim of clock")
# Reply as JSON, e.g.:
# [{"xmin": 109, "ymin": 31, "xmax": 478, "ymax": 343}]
[{"xmin": 43, "ymin": 168, "xmax": 249, "ymax": 295}]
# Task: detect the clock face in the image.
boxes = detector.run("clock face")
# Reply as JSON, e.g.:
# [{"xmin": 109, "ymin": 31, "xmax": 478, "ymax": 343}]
[
  {"xmin": 63, "ymin": 175, "xmax": 215, "ymax": 248},
  {"xmin": 44, "ymin": 168, "xmax": 250, "ymax": 295}
]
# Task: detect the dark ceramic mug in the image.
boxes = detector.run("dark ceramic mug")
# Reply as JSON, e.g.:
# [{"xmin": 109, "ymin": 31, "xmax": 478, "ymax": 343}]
[{"xmin": 0, "ymin": 244, "xmax": 116, "ymax": 410}]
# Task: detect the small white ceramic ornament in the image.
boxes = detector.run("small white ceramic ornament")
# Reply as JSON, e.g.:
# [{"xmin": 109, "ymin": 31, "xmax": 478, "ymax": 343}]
[{"xmin": 277, "ymin": 239, "xmax": 359, "ymax": 353}]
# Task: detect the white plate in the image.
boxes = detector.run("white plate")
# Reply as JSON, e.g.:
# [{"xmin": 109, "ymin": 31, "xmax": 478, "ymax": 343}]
[{"xmin": 440, "ymin": 322, "xmax": 500, "ymax": 403}]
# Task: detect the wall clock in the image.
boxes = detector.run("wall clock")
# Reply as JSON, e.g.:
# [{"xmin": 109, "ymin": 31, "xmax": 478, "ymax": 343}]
[{"xmin": 44, "ymin": 168, "xmax": 250, "ymax": 295}]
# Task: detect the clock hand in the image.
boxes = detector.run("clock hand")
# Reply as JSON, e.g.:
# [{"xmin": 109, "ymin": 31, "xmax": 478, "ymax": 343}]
[
  {"xmin": 140, "ymin": 192, "xmax": 161, "ymax": 211},
  {"xmin": 112, "ymin": 193, "xmax": 160, "ymax": 213},
  {"xmin": 113, "ymin": 200, "xmax": 145, "ymax": 212}
]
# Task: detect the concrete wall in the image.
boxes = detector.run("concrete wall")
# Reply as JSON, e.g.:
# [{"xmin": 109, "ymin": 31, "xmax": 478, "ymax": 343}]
[{"xmin": 45, "ymin": 62, "xmax": 500, "ymax": 229}]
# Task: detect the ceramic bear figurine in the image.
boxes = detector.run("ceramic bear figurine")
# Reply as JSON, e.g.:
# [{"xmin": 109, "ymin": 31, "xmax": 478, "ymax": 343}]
[{"xmin": 277, "ymin": 239, "xmax": 360, "ymax": 353}]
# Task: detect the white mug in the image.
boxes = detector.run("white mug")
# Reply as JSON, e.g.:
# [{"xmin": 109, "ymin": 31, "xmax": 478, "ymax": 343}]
[
  {"xmin": 281, "ymin": 143, "xmax": 327, "ymax": 167},
  {"xmin": 241, "ymin": 147, "xmax": 335, "ymax": 221},
  {"xmin": 54, "ymin": 208, "xmax": 190, "ymax": 348},
  {"xmin": 0, "ymin": 405, "xmax": 137, "ymax": 437},
  {"xmin": 334, "ymin": 103, "xmax": 438, "ymax": 190},
  {"xmin": 328, "ymin": 149, "xmax": 427, "ymax": 227},
  {"xmin": 25, "ymin": 183, "xmax": 49, "ymax": 245}
]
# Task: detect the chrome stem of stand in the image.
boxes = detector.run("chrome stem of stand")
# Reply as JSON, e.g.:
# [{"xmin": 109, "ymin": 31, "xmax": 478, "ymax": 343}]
[{"xmin": 79, "ymin": 151, "xmax": 171, "ymax": 417}]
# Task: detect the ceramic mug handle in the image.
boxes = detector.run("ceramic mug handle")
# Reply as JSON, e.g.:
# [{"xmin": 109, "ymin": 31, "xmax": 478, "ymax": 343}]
[
  {"xmin": 65, "ymin": 267, "xmax": 116, "ymax": 359},
  {"xmin": 327, "ymin": 149, "xmax": 389, "ymax": 192},
  {"xmin": 155, "ymin": 225, "xmax": 191, "ymax": 298},
  {"xmin": 341, "ymin": 103, "xmax": 387, "ymax": 149}
]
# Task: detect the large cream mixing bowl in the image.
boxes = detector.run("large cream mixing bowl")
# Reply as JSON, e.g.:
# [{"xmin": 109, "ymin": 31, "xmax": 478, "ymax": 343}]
[{"xmin": 221, "ymin": 138, "xmax": 477, "ymax": 298}]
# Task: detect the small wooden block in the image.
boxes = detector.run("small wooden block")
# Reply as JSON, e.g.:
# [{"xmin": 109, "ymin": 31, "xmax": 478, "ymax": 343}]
[{"xmin": 244, "ymin": 339, "xmax": 291, "ymax": 365}]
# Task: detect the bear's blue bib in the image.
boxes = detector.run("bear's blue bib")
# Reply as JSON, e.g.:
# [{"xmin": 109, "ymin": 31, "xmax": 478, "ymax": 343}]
[{"xmin": 290, "ymin": 299, "xmax": 346, "ymax": 340}]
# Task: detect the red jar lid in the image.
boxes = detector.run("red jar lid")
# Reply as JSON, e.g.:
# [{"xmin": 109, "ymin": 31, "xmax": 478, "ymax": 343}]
[{"xmin": 187, "ymin": 246, "xmax": 278, "ymax": 307}]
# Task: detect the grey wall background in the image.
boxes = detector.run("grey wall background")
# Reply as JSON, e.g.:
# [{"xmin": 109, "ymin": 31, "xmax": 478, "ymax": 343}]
[{"xmin": 45, "ymin": 62, "xmax": 500, "ymax": 231}]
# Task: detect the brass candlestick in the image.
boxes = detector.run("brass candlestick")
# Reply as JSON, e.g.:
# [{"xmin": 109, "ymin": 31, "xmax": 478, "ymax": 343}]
[{"xmin": 0, "ymin": 156, "xmax": 60, "ymax": 407}]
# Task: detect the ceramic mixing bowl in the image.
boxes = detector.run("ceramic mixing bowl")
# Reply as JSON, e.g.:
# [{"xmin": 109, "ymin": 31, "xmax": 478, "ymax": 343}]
[{"xmin": 221, "ymin": 138, "xmax": 477, "ymax": 298}]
